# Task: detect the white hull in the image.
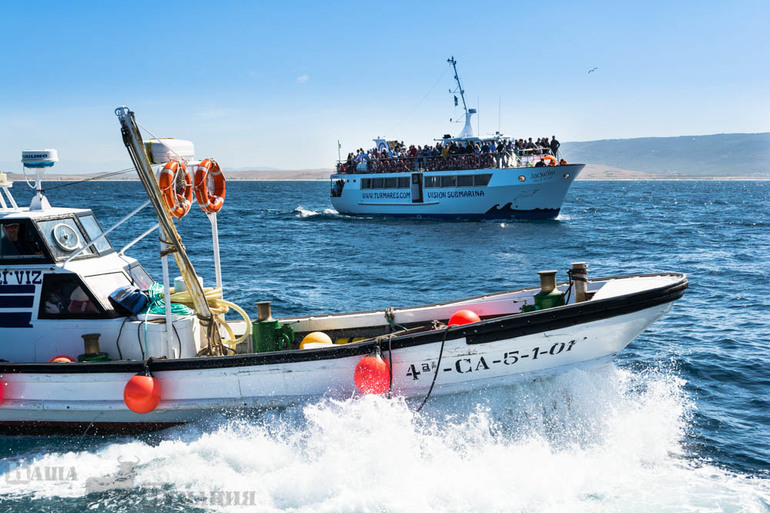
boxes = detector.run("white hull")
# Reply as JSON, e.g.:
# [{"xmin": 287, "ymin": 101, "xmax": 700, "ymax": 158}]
[
  {"xmin": 330, "ymin": 164, "xmax": 584, "ymax": 219},
  {"xmin": 0, "ymin": 273, "xmax": 686, "ymax": 433}
]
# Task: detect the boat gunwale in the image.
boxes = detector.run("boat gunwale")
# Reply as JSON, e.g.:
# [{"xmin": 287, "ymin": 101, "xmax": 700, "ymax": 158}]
[{"xmin": 0, "ymin": 273, "xmax": 688, "ymax": 375}]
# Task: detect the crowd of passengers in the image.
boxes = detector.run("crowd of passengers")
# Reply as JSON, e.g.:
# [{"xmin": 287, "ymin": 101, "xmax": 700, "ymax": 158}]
[{"xmin": 337, "ymin": 136, "xmax": 565, "ymax": 174}]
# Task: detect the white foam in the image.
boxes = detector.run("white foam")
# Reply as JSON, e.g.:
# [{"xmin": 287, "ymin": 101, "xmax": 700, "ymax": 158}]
[
  {"xmin": 2, "ymin": 366, "xmax": 768, "ymax": 512},
  {"xmin": 294, "ymin": 206, "xmax": 339, "ymax": 218}
]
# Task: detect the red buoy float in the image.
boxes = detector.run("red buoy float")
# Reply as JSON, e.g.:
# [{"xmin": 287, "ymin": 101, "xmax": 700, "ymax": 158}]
[
  {"xmin": 0, "ymin": 379, "xmax": 4, "ymax": 405},
  {"xmin": 354, "ymin": 352, "xmax": 391, "ymax": 395},
  {"xmin": 49, "ymin": 355, "xmax": 76, "ymax": 363},
  {"xmin": 448, "ymin": 309, "xmax": 481, "ymax": 326},
  {"xmin": 123, "ymin": 369, "xmax": 162, "ymax": 414}
]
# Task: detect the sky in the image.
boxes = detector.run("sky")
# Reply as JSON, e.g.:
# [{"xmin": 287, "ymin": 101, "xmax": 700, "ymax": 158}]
[{"xmin": 0, "ymin": 0, "xmax": 768, "ymax": 174}]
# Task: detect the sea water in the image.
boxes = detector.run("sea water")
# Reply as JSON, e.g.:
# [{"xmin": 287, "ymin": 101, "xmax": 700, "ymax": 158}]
[{"xmin": 0, "ymin": 180, "xmax": 768, "ymax": 512}]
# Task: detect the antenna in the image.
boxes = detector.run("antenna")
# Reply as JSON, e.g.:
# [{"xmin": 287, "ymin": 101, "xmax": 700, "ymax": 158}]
[
  {"xmin": 21, "ymin": 149, "xmax": 58, "ymax": 210},
  {"xmin": 447, "ymin": 56, "xmax": 468, "ymax": 114},
  {"xmin": 447, "ymin": 57, "xmax": 476, "ymax": 138}
]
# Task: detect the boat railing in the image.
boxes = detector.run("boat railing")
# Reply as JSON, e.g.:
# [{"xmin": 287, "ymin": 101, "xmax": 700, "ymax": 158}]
[{"xmin": 335, "ymin": 148, "xmax": 559, "ymax": 175}]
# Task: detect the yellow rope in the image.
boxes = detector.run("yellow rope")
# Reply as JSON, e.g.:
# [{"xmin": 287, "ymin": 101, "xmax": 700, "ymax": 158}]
[{"xmin": 169, "ymin": 287, "xmax": 252, "ymax": 350}]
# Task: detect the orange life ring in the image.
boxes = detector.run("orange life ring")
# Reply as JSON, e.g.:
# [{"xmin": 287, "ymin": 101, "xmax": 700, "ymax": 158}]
[
  {"xmin": 194, "ymin": 158, "xmax": 226, "ymax": 213},
  {"xmin": 158, "ymin": 161, "xmax": 193, "ymax": 219},
  {"xmin": 543, "ymin": 155, "xmax": 557, "ymax": 166}
]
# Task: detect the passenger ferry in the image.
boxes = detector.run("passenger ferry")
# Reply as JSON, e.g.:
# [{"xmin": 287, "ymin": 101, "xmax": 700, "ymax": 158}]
[{"xmin": 330, "ymin": 58, "xmax": 585, "ymax": 219}]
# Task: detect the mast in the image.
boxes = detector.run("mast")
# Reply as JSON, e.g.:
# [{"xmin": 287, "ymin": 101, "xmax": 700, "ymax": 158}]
[
  {"xmin": 115, "ymin": 106, "xmax": 224, "ymax": 356},
  {"xmin": 447, "ymin": 57, "xmax": 476, "ymax": 138}
]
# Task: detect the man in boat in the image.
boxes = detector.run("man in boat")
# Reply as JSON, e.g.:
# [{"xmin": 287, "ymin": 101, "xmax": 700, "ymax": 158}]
[{"xmin": 0, "ymin": 222, "xmax": 43, "ymax": 257}]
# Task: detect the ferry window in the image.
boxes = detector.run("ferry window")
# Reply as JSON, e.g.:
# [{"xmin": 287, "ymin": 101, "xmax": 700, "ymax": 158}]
[
  {"xmin": 37, "ymin": 218, "xmax": 94, "ymax": 260},
  {"xmin": 397, "ymin": 177, "xmax": 410, "ymax": 188},
  {"xmin": 425, "ymin": 176, "xmax": 440, "ymax": 188},
  {"xmin": 127, "ymin": 263, "xmax": 153, "ymax": 289},
  {"xmin": 0, "ymin": 220, "xmax": 46, "ymax": 261},
  {"xmin": 383, "ymin": 178, "xmax": 398, "ymax": 189},
  {"xmin": 457, "ymin": 175, "xmax": 474, "ymax": 187},
  {"xmin": 78, "ymin": 215, "xmax": 113, "ymax": 253},
  {"xmin": 440, "ymin": 175, "xmax": 457, "ymax": 188},
  {"xmin": 474, "ymin": 174, "xmax": 492, "ymax": 186},
  {"xmin": 371, "ymin": 178, "xmax": 384, "ymax": 189},
  {"xmin": 361, "ymin": 178, "xmax": 371, "ymax": 189},
  {"xmin": 39, "ymin": 274, "xmax": 106, "ymax": 319}
]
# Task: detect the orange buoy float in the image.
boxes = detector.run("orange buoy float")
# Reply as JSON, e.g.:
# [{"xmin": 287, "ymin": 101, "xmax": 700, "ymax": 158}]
[
  {"xmin": 194, "ymin": 158, "xmax": 226, "ymax": 213},
  {"xmin": 158, "ymin": 160, "xmax": 193, "ymax": 219},
  {"xmin": 448, "ymin": 309, "xmax": 481, "ymax": 326},
  {"xmin": 354, "ymin": 352, "xmax": 391, "ymax": 395},
  {"xmin": 123, "ymin": 369, "xmax": 162, "ymax": 414},
  {"xmin": 300, "ymin": 331, "xmax": 333, "ymax": 349},
  {"xmin": 48, "ymin": 355, "xmax": 76, "ymax": 363}
]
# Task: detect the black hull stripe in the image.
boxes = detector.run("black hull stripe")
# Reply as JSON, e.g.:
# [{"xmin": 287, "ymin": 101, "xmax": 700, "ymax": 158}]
[
  {"xmin": 0, "ymin": 421, "xmax": 181, "ymax": 436},
  {"xmin": 0, "ymin": 274, "xmax": 688, "ymax": 375}
]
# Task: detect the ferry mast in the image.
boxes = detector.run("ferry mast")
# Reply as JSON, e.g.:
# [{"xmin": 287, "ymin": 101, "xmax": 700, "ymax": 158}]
[{"xmin": 448, "ymin": 56, "xmax": 476, "ymax": 138}]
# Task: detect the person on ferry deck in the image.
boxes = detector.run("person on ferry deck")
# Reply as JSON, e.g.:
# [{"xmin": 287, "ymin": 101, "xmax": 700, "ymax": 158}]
[{"xmin": 550, "ymin": 135, "xmax": 560, "ymax": 156}]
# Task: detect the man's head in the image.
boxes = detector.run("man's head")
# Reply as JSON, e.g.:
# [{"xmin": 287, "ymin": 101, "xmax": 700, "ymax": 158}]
[{"xmin": 2, "ymin": 223, "xmax": 20, "ymax": 241}]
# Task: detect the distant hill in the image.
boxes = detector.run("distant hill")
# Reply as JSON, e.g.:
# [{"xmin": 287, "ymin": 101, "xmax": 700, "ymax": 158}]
[
  {"xmin": 561, "ymin": 133, "xmax": 770, "ymax": 177},
  {"xmin": 4, "ymin": 133, "xmax": 767, "ymax": 182}
]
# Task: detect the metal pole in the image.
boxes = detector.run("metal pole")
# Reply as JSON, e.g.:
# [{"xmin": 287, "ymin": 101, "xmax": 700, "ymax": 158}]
[
  {"xmin": 160, "ymin": 239, "xmax": 174, "ymax": 356},
  {"xmin": 208, "ymin": 212, "xmax": 222, "ymax": 290}
]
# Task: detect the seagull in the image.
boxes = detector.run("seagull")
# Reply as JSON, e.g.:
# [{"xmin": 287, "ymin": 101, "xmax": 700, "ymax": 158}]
[{"xmin": 588, "ymin": 67, "xmax": 598, "ymax": 74}]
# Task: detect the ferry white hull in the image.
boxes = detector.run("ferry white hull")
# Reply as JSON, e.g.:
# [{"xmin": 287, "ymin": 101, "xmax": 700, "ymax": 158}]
[{"xmin": 330, "ymin": 164, "xmax": 584, "ymax": 219}]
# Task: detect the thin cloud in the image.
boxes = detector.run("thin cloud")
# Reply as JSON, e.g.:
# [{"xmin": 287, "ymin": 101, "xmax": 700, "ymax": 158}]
[{"xmin": 296, "ymin": 75, "xmax": 309, "ymax": 84}]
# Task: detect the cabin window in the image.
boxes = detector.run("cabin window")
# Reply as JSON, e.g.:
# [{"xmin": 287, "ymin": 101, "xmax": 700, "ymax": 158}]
[
  {"xmin": 425, "ymin": 176, "xmax": 440, "ymax": 188},
  {"xmin": 371, "ymin": 178, "xmax": 384, "ymax": 189},
  {"xmin": 398, "ymin": 177, "xmax": 410, "ymax": 188},
  {"xmin": 83, "ymin": 272, "xmax": 133, "ymax": 313},
  {"xmin": 457, "ymin": 175, "xmax": 474, "ymax": 187},
  {"xmin": 383, "ymin": 177, "xmax": 398, "ymax": 189},
  {"xmin": 37, "ymin": 218, "xmax": 95, "ymax": 261},
  {"xmin": 39, "ymin": 274, "xmax": 107, "ymax": 319},
  {"xmin": 0, "ymin": 219, "xmax": 47, "ymax": 262},
  {"xmin": 474, "ymin": 174, "xmax": 492, "ymax": 186},
  {"xmin": 127, "ymin": 263, "xmax": 153, "ymax": 289},
  {"xmin": 78, "ymin": 214, "xmax": 113, "ymax": 253},
  {"xmin": 440, "ymin": 175, "xmax": 457, "ymax": 187},
  {"xmin": 361, "ymin": 178, "xmax": 371, "ymax": 189}
]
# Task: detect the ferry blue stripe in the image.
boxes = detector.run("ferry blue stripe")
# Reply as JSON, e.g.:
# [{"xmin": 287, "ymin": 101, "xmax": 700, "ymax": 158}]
[
  {"xmin": 0, "ymin": 312, "xmax": 33, "ymax": 328},
  {"xmin": 0, "ymin": 296, "xmax": 34, "ymax": 308},
  {"xmin": 0, "ymin": 285, "xmax": 36, "ymax": 294}
]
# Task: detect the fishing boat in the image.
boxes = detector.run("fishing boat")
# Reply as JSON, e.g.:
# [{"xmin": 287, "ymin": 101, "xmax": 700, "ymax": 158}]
[
  {"xmin": 0, "ymin": 107, "xmax": 687, "ymax": 435},
  {"xmin": 329, "ymin": 57, "xmax": 585, "ymax": 219}
]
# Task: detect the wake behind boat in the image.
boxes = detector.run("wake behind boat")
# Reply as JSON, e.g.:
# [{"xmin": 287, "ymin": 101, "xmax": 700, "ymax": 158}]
[
  {"xmin": 0, "ymin": 108, "xmax": 686, "ymax": 435},
  {"xmin": 330, "ymin": 57, "xmax": 585, "ymax": 219}
]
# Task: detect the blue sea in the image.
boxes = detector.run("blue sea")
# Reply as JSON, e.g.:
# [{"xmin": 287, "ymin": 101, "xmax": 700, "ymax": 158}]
[{"xmin": 1, "ymin": 179, "xmax": 769, "ymax": 512}]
